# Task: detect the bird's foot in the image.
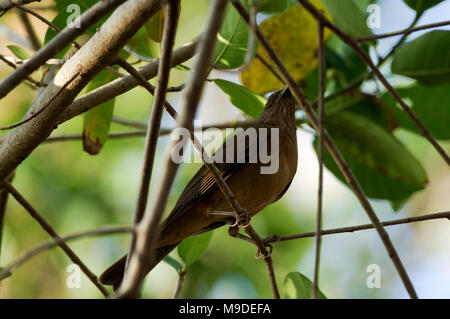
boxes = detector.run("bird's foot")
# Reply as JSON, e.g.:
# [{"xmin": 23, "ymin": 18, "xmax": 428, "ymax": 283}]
[{"xmin": 209, "ymin": 208, "xmax": 251, "ymax": 229}]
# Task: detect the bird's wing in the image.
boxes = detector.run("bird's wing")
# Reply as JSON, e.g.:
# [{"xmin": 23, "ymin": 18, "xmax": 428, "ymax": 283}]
[{"xmin": 161, "ymin": 127, "xmax": 270, "ymax": 229}]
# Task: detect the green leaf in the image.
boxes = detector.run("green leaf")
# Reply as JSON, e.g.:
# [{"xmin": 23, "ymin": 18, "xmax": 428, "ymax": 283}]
[
  {"xmin": 326, "ymin": 92, "xmax": 396, "ymax": 132},
  {"xmin": 163, "ymin": 256, "xmax": 184, "ymax": 273},
  {"xmin": 403, "ymin": 0, "xmax": 445, "ymax": 13},
  {"xmin": 321, "ymin": 0, "xmax": 372, "ymax": 38},
  {"xmin": 145, "ymin": 9, "xmax": 164, "ymax": 43},
  {"xmin": 7, "ymin": 45, "xmax": 30, "ymax": 60},
  {"xmin": 381, "ymin": 83, "xmax": 450, "ymax": 140},
  {"xmin": 213, "ymin": 4, "xmax": 250, "ymax": 69},
  {"xmin": 178, "ymin": 231, "xmax": 213, "ymax": 266},
  {"xmin": 315, "ymin": 111, "xmax": 427, "ymax": 205},
  {"xmin": 283, "ymin": 272, "xmax": 327, "ymax": 299},
  {"xmin": 391, "ymin": 30, "xmax": 450, "ymax": 85},
  {"xmin": 82, "ymin": 70, "xmax": 116, "ymax": 155},
  {"xmin": 213, "ymin": 79, "xmax": 266, "ymax": 119}
]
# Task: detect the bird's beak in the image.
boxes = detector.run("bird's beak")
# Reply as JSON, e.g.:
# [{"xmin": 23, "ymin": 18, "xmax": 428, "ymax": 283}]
[{"xmin": 280, "ymin": 86, "xmax": 292, "ymax": 98}]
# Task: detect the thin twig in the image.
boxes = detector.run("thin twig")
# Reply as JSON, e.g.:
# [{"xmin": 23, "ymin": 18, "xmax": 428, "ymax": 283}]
[
  {"xmin": 0, "ymin": 72, "xmax": 78, "ymax": 130},
  {"xmin": 44, "ymin": 131, "xmax": 147, "ymax": 143},
  {"xmin": 357, "ymin": 19, "xmax": 450, "ymax": 42},
  {"xmin": 1, "ymin": 181, "xmax": 110, "ymax": 297},
  {"xmin": 297, "ymin": 0, "xmax": 449, "ymax": 167},
  {"xmin": 265, "ymin": 211, "xmax": 450, "ymax": 243},
  {"xmin": 233, "ymin": 0, "xmax": 418, "ymax": 299},
  {"xmin": 312, "ymin": 21, "xmax": 325, "ymax": 300},
  {"xmin": 0, "ymin": 226, "xmax": 132, "ymax": 282}
]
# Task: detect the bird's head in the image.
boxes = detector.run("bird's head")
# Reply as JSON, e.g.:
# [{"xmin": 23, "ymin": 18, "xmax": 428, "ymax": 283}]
[{"xmin": 258, "ymin": 87, "xmax": 296, "ymax": 126}]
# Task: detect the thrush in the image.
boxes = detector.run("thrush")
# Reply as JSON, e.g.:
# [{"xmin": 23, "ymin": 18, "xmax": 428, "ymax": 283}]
[{"xmin": 99, "ymin": 87, "xmax": 298, "ymax": 288}]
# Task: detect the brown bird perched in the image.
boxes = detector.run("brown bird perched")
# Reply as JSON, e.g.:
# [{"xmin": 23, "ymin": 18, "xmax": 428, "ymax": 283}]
[{"xmin": 99, "ymin": 87, "xmax": 298, "ymax": 289}]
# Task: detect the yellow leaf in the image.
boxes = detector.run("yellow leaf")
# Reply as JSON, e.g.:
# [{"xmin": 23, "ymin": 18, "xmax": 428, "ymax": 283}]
[{"xmin": 240, "ymin": 1, "xmax": 332, "ymax": 95}]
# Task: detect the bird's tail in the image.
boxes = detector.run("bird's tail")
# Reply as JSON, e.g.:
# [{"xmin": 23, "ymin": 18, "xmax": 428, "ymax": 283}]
[{"xmin": 98, "ymin": 242, "xmax": 180, "ymax": 290}]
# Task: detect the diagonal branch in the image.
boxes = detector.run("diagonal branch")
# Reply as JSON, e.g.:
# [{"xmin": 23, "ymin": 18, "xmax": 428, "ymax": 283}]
[
  {"xmin": 297, "ymin": 0, "xmax": 450, "ymax": 167},
  {"xmin": 232, "ymin": 1, "xmax": 418, "ymax": 299},
  {"xmin": 0, "ymin": 0, "xmax": 127, "ymax": 98},
  {"xmin": 1, "ymin": 181, "xmax": 109, "ymax": 297}
]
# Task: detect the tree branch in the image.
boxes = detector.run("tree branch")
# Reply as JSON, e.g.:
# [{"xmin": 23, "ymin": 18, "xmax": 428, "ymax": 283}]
[
  {"xmin": 357, "ymin": 20, "xmax": 450, "ymax": 42},
  {"xmin": 265, "ymin": 211, "xmax": 450, "ymax": 243}
]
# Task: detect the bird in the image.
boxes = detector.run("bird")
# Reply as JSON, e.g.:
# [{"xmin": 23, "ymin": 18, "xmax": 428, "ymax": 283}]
[{"xmin": 99, "ymin": 87, "xmax": 298, "ymax": 289}]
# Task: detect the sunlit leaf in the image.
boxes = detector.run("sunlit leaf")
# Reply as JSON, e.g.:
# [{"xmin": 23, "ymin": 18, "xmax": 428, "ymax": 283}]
[
  {"xmin": 7, "ymin": 45, "xmax": 30, "ymax": 60},
  {"xmin": 283, "ymin": 272, "xmax": 327, "ymax": 299},
  {"xmin": 213, "ymin": 79, "xmax": 266, "ymax": 118},
  {"xmin": 391, "ymin": 31, "xmax": 450, "ymax": 85},
  {"xmin": 239, "ymin": 1, "xmax": 332, "ymax": 94},
  {"xmin": 178, "ymin": 231, "xmax": 213, "ymax": 266}
]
